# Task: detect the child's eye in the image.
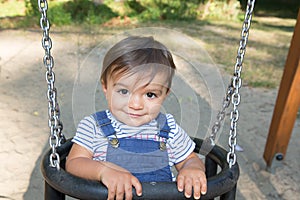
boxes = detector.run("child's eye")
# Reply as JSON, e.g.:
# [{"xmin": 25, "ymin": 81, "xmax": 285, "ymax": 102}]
[
  {"xmin": 118, "ymin": 89, "xmax": 129, "ymax": 95},
  {"xmin": 146, "ymin": 92, "xmax": 157, "ymax": 99}
]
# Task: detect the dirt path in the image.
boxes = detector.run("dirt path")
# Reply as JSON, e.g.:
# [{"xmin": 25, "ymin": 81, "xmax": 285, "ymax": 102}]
[{"xmin": 0, "ymin": 29, "xmax": 299, "ymax": 200}]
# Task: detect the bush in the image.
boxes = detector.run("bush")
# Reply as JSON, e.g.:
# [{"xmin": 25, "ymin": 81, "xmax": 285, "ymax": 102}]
[
  {"xmin": 124, "ymin": 0, "xmax": 241, "ymax": 21},
  {"xmin": 155, "ymin": 0, "xmax": 200, "ymax": 20},
  {"xmin": 47, "ymin": 2, "xmax": 72, "ymax": 26},
  {"xmin": 25, "ymin": 0, "xmax": 39, "ymax": 17},
  {"xmin": 199, "ymin": 0, "xmax": 241, "ymax": 20},
  {"xmin": 25, "ymin": 0, "xmax": 242, "ymax": 26},
  {"xmin": 63, "ymin": 0, "xmax": 117, "ymax": 24},
  {"xmin": 25, "ymin": 0, "xmax": 117, "ymax": 26},
  {"xmin": 125, "ymin": 0, "xmax": 201, "ymax": 21}
]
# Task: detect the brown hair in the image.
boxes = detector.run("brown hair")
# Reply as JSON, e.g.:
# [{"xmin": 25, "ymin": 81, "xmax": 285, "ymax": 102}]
[{"xmin": 101, "ymin": 36, "xmax": 176, "ymax": 91}]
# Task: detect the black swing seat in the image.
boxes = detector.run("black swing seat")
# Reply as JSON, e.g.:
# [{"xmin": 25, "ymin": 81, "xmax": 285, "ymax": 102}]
[{"xmin": 41, "ymin": 138, "xmax": 239, "ymax": 200}]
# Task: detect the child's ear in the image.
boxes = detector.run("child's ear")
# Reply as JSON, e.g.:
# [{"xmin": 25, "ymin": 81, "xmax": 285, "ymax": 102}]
[
  {"xmin": 101, "ymin": 80, "xmax": 107, "ymax": 94},
  {"xmin": 166, "ymin": 88, "xmax": 171, "ymax": 96}
]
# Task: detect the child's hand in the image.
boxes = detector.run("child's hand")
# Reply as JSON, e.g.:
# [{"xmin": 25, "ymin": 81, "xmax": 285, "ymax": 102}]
[
  {"xmin": 176, "ymin": 153, "xmax": 207, "ymax": 199},
  {"xmin": 99, "ymin": 162, "xmax": 142, "ymax": 200}
]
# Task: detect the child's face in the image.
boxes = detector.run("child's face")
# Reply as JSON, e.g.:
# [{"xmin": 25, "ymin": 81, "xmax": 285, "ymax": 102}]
[{"xmin": 102, "ymin": 71, "xmax": 170, "ymax": 127}]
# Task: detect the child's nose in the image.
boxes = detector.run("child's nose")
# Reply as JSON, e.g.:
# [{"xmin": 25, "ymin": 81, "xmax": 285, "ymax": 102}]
[{"xmin": 128, "ymin": 94, "xmax": 144, "ymax": 110}]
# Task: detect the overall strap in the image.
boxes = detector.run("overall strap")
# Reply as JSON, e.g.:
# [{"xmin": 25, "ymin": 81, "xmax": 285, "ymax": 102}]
[
  {"xmin": 93, "ymin": 111, "xmax": 115, "ymax": 137},
  {"xmin": 156, "ymin": 113, "xmax": 170, "ymax": 139}
]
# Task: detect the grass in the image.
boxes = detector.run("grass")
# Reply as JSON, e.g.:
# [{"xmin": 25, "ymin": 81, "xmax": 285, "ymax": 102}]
[{"xmin": 0, "ymin": 0, "xmax": 297, "ymax": 89}]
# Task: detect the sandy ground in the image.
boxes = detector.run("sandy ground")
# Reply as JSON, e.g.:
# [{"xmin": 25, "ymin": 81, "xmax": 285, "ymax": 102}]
[{"xmin": 0, "ymin": 28, "xmax": 299, "ymax": 200}]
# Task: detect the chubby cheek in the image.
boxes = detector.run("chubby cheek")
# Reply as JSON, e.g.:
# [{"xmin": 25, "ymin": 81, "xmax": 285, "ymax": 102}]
[
  {"xmin": 146, "ymin": 100, "xmax": 164, "ymax": 115},
  {"xmin": 109, "ymin": 93, "xmax": 128, "ymax": 109}
]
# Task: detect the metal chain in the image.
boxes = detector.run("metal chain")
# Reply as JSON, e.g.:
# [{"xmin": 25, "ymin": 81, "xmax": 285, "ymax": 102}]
[
  {"xmin": 209, "ymin": 0, "xmax": 255, "ymax": 168},
  {"xmin": 209, "ymin": 84, "xmax": 234, "ymax": 141},
  {"xmin": 38, "ymin": 0, "xmax": 65, "ymax": 170},
  {"xmin": 227, "ymin": 0, "xmax": 255, "ymax": 168}
]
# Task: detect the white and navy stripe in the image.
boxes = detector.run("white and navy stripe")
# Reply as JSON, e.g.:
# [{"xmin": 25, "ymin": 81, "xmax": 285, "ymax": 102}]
[{"xmin": 72, "ymin": 110, "xmax": 195, "ymax": 167}]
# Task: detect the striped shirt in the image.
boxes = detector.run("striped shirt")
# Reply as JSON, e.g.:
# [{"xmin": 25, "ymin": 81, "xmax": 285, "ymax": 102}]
[{"xmin": 72, "ymin": 110, "xmax": 195, "ymax": 168}]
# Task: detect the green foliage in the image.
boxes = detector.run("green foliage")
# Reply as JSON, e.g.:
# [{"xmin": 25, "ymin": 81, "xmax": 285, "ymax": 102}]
[
  {"xmin": 21, "ymin": 0, "xmax": 243, "ymax": 26},
  {"xmin": 48, "ymin": 2, "xmax": 72, "ymax": 26},
  {"xmin": 199, "ymin": 0, "xmax": 241, "ymax": 20},
  {"xmin": 6, "ymin": 0, "xmax": 299, "ymax": 27},
  {"xmin": 23, "ymin": 0, "xmax": 117, "ymax": 26},
  {"xmin": 63, "ymin": 0, "xmax": 117, "ymax": 24},
  {"xmin": 155, "ymin": 0, "xmax": 200, "ymax": 20},
  {"xmin": 124, "ymin": 0, "xmax": 202, "ymax": 21},
  {"xmin": 124, "ymin": 0, "xmax": 146, "ymax": 16},
  {"xmin": 25, "ymin": 0, "xmax": 39, "ymax": 16}
]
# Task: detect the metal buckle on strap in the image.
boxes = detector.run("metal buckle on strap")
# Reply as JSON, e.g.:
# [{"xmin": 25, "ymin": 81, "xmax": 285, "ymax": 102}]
[{"xmin": 109, "ymin": 137, "xmax": 119, "ymax": 148}]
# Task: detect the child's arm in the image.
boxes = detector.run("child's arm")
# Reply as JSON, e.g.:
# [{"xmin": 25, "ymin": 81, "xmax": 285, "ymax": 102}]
[
  {"xmin": 66, "ymin": 143, "xmax": 142, "ymax": 200},
  {"xmin": 175, "ymin": 152, "xmax": 207, "ymax": 199}
]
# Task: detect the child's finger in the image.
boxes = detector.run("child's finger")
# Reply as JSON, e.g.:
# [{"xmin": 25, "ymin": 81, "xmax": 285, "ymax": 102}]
[
  {"xmin": 107, "ymin": 183, "xmax": 117, "ymax": 200},
  {"xmin": 193, "ymin": 179, "xmax": 201, "ymax": 199},
  {"xmin": 200, "ymin": 179, "xmax": 207, "ymax": 195},
  {"xmin": 131, "ymin": 176, "xmax": 143, "ymax": 197},
  {"xmin": 184, "ymin": 177, "xmax": 193, "ymax": 198},
  {"xmin": 116, "ymin": 182, "xmax": 125, "ymax": 200},
  {"xmin": 124, "ymin": 182, "xmax": 133, "ymax": 200},
  {"xmin": 176, "ymin": 175, "xmax": 184, "ymax": 192}
]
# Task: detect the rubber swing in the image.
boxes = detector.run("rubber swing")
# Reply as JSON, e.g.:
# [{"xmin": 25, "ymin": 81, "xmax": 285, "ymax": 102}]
[{"xmin": 41, "ymin": 138, "xmax": 239, "ymax": 200}]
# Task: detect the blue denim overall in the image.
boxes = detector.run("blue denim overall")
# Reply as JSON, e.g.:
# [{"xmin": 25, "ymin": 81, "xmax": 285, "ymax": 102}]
[{"xmin": 93, "ymin": 111, "xmax": 172, "ymax": 182}]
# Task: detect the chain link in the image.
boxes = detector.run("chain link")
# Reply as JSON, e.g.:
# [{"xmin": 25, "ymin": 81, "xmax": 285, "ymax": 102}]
[
  {"xmin": 209, "ymin": 0, "xmax": 255, "ymax": 168},
  {"xmin": 38, "ymin": 0, "xmax": 65, "ymax": 170}
]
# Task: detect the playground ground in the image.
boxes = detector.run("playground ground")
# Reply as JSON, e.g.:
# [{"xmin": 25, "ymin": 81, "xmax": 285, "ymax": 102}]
[{"xmin": 0, "ymin": 27, "xmax": 299, "ymax": 200}]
